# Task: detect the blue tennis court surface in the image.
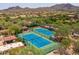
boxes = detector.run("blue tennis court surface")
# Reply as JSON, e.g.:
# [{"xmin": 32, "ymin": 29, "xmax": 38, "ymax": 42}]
[
  {"xmin": 35, "ymin": 28, "xmax": 53, "ymax": 36},
  {"xmin": 23, "ymin": 34, "xmax": 51, "ymax": 48}
]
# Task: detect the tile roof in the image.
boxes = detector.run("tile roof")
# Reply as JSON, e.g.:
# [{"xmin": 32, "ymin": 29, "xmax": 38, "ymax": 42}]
[{"xmin": 0, "ymin": 36, "xmax": 17, "ymax": 41}]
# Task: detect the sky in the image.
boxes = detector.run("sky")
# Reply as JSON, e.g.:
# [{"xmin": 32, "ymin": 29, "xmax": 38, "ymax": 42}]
[{"xmin": 0, "ymin": 3, "xmax": 79, "ymax": 10}]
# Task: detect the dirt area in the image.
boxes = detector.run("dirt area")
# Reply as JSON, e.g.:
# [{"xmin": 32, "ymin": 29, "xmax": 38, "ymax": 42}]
[
  {"xmin": 47, "ymin": 50, "xmax": 60, "ymax": 55},
  {"xmin": 47, "ymin": 35, "xmax": 76, "ymax": 55}
]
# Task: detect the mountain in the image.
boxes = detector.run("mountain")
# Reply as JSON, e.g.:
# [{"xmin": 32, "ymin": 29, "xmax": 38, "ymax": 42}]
[
  {"xmin": 0, "ymin": 3, "xmax": 79, "ymax": 13},
  {"xmin": 3, "ymin": 6, "xmax": 23, "ymax": 11},
  {"xmin": 7, "ymin": 6, "xmax": 22, "ymax": 10},
  {"xmin": 0, "ymin": 6, "xmax": 31, "ymax": 13},
  {"xmin": 50, "ymin": 3, "xmax": 79, "ymax": 11}
]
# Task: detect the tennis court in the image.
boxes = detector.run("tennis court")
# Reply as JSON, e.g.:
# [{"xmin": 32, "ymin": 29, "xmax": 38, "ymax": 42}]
[
  {"xmin": 23, "ymin": 33, "xmax": 51, "ymax": 48},
  {"xmin": 18, "ymin": 32, "xmax": 59, "ymax": 54},
  {"xmin": 34, "ymin": 28, "xmax": 53, "ymax": 37}
]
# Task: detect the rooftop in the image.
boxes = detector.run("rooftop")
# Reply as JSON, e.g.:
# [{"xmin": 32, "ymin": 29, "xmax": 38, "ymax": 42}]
[
  {"xmin": 0, "ymin": 42, "xmax": 24, "ymax": 52},
  {"xmin": 0, "ymin": 36, "xmax": 17, "ymax": 41}
]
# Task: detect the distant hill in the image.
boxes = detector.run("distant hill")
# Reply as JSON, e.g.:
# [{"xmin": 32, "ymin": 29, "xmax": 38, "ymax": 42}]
[
  {"xmin": 50, "ymin": 3, "xmax": 79, "ymax": 11},
  {"xmin": 0, "ymin": 3, "xmax": 79, "ymax": 13}
]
